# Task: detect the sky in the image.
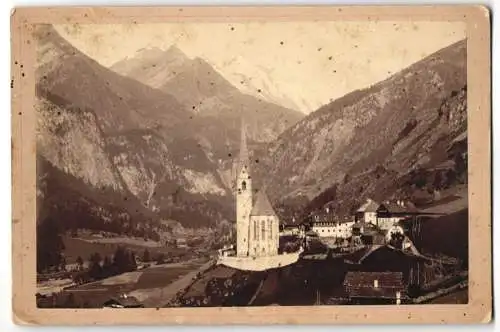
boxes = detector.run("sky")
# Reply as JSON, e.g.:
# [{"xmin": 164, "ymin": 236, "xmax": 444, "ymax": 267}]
[{"xmin": 55, "ymin": 21, "xmax": 465, "ymax": 113}]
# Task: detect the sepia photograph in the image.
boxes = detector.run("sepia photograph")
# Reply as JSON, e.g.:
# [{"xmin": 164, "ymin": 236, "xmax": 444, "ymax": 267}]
[{"xmin": 11, "ymin": 6, "xmax": 491, "ymax": 325}]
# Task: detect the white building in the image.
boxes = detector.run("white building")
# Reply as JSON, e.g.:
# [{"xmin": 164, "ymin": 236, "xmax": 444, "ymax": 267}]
[
  {"xmin": 310, "ymin": 210, "xmax": 355, "ymax": 238},
  {"xmin": 234, "ymin": 122, "xmax": 279, "ymax": 258}
]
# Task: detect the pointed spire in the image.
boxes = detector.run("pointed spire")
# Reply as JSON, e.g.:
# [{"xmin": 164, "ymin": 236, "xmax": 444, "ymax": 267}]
[
  {"xmin": 235, "ymin": 118, "xmax": 250, "ymax": 179},
  {"xmin": 239, "ymin": 117, "xmax": 249, "ymax": 164}
]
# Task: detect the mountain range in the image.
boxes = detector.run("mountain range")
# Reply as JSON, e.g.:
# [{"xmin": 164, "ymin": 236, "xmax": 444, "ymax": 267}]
[
  {"xmin": 35, "ymin": 23, "xmax": 467, "ymax": 232},
  {"xmin": 254, "ymin": 39, "xmax": 467, "ymax": 218}
]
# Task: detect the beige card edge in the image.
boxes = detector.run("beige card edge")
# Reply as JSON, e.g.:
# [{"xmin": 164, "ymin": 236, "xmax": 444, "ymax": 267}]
[{"xmin": 11, "ymin": 5, "xmax": 492, "ymax": 325}]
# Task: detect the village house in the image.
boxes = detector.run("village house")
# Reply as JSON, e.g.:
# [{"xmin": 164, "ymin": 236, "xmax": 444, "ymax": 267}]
[
  {"xmin": 279, "ymin": 217, "xmax": 305, "ymax": 236},
  {"xmin": 355, "ymin": 198, "xmax": 419, "ymax": 231},
  {"xmin": 343, "ymin": 271, "xmax": 406, "ymax": 305},
  {"xmin": 102, "ymin": 294, "xmax": 144, "ymax": 308},
  {"xmin": 309, "ymin": 208, "xmax": 355, "ymax": 239}
]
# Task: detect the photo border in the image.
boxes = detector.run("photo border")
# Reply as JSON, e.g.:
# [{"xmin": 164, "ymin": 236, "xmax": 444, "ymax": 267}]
[{"xmin": 11, "ymin": 5, "xmax": 491, "ymax": 325}]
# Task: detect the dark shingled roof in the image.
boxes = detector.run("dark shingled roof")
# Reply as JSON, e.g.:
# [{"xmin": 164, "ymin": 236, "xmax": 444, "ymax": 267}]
[
  {"xmin": 251, "ymin": 190, "xmax": 277, "ymax": 217},
  {"xmin": 343, "ymin": 271, "xmax": 405, "ymax": 299},
  {"xmin": 103, "ymin": 295, "xmax": 143, "ymax": 307}
]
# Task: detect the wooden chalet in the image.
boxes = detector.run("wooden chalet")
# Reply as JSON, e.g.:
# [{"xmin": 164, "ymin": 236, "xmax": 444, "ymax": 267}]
[{"xmin": 343, "ymin": 271, "xmax": 406, "ymax": 305}]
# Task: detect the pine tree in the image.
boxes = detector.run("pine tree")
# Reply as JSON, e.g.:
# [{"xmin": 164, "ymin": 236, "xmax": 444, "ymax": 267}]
[
  {"xmin": 88, "ymin": 252, "xmax": 103, "ymax": 280},
  {"xmin": 142, "ymin": 249, "xmax": 151, "ymax": 262},
  {"xmin": 76, "ymin": 256, "xmax": 84, "ymax": 271}
]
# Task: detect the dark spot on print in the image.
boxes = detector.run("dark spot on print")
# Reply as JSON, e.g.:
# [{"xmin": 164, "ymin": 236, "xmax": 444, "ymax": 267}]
[
  {"xmin": 20, "ymin": 64, "xmax": 23, "ymax": 69},
  {"xmin": 192, "ymin": 106, "xmax": 196, "ymax": 110},
  {"xmin": 124, "ymin": 197, "xmax": 128, "ymax": 201},
  {"xmin": 18, "ymin": 112, "xmax": 21, "ymax": 115},
  {"xmin": 257, "ymin": 89, "xmax": 261, "ymax": 93},
  {"xmin": 280, "ymin": 41, "xmax": 284, "ymax": 45},
  {"xmin": 328, "ymin": 56, "xmax": 333, "ymax": 60},
  {"xmin": 240, "ymin": 81, "xmax": 244, "ymax": 84},
  {"xmin": 228, "ymin": 153, "xmax": 232, "ymax": 157},
  {"xmin": 57, "ymin": 111, "xmax": 61, "ymax": 116},
  {"xmin": 43, "ymin": 75, "xmax": 47, "ymax": 80},
  {"xmin": 10, "ymin": 80, "xmax": 14, "ymax": 89},
  {"xmin": 21, "ymin": 73, "xmax": 25, "ymax": 77},
  {"xmin": 14, "ymin": 61, "xmax": 18, "ymax": 65},
  {"xmin": 230, "ymin": 27, "xmax": 235, "ymax": 31},
  {"xmin": 84, "ymin": 13, "xmax": 88, "ymax": 17},
  {"xmin": 317, "ymin": 47, "xmax": 322, "ymax": 51},
  {"xmin": 255, "ymin": 159, "xmax": 259, "ymax": 163}
]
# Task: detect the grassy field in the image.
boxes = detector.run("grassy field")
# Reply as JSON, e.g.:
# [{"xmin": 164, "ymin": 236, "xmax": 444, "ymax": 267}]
[
  {"xmin": 54, "ymin": 259, "xmax": 209, "ymax": 308},
  {"xmin": 62, "ymin": 236, "xmax": 188, "ymax": 264}
]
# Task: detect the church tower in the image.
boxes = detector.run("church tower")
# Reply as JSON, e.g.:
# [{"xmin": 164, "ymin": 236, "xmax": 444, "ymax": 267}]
[{"xmin": 235, "ymin": 120, "xmax": 252, "ymax": 257}]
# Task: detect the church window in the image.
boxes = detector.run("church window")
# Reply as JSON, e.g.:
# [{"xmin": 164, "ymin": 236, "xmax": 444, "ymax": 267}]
[
  {"xmin": 268, "ymin": 220, "xmax": 273, "ymax": 240},
  {"xmin": 242, "ymin": 181, "xmax": 247, "ymax": 190},
  {"xmin": 254, "ymin": 220, "xmax": 258, "ymax": 240},
  {"xmin": 261, "ymin": 220, "xmax": 265, "ymax": 240}
]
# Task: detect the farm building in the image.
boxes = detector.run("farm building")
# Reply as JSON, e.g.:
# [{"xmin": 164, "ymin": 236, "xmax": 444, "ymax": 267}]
[
  {"xmin": 355, "ymin": 199, "xmax": 420, "ymax": 231},
  {"xmin": 102, "ymin": 295, "xmax": 144, "ymax": 308},
  {"xmin": 309, "ymin": 212, "xmax": 355, "ymax": 238},
  {"xmin": 343, "ymin": 271, "xmax": 406, "ymax": 305}
]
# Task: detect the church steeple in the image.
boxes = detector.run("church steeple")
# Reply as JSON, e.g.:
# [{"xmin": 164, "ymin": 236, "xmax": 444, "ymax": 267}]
[
  {"xmin": 235, "ymin": 118, "xmax": 252, "ymax": 257},
  {"xmin": 238, "ymin": 118, "xmax": 249, "ymax": 167}
]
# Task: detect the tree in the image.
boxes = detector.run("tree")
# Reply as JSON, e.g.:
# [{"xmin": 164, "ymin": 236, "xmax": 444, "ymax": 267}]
[
  {"xmin": 128, "ymin": 251, "xmax": 137, "ymax": 271},
  {"xmin": 88, "ymin": 252, "xmax": 103, "ymax": 280},
  {"xmin": 76, "ymin": 256, "xmax": 84, "ymax": 271},
  {"xmin": 389, "ymin": 231, "xmax": 405, "ymax": 249},
  {"xmin": 155, "ymin": 253, "xmax": 166, "ymax": 265},
  {"xmin": 36, "ymin": 217, "xmax": 65, "ymax": 273},
  {"xmin": 102, "ymin": 255, "xmax": 114, "ymax": 278},
  {"xmin": 142, "ymin": 249, "xmax": 151, "ymax": 262},
  {"xmin": 112, "ymin": 246, "xmax": 129, "ymax": 273}
]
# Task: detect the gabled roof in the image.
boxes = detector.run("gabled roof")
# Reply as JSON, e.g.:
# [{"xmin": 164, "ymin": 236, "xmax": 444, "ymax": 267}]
[
  {"xmin": 104, "ymin": 295, "xmax": 143, "ymax": 307},
  {"xmin": 343, "ymin": 272, "xmax": 405, "ymax": 296},
  {"xmin": 357, "ymin": 199, "xmax": 380, "ymax": 213},
  {"xmin": 380, "ymin": 202, "xmax": 406, "ymax": 214},
  {"xmin": 250, "ymin": 190, "xmax": 277, "ymax": 217}
]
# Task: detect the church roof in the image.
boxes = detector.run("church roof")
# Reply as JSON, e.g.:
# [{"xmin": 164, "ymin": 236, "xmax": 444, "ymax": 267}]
[{"xmin": 250, "ymin": 190, "xmax": 277, "ymax": 217}]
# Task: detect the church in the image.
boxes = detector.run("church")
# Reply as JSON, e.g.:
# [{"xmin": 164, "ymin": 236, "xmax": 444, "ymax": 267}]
[
  {"xmin": 216, "ymin": 122, "xmax": 301, "ymax": 271},
  {"xmin": 234, "ymin": 124, "xmax": 279, "ymax": 258}
]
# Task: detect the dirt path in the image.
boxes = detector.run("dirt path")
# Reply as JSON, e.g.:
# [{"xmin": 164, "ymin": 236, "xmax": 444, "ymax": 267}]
[{"xmin": 128, "ymin": 259, "xmax": 215, "ymax": 307}]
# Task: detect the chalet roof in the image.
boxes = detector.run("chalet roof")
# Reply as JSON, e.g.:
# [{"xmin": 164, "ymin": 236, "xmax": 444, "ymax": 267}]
[
  {"xmin": 357, "ymin": 199, "xmax": 380, "ymax": 213},
  {"xmin": 343, "ymin": 272, "xmax": 405, "ymax": 298},
  {"xmin": 311, "ymin": 213, "xmax": 353, "ymax": 224},
  {"xmin": 380, "ymin": 202, "xmax": 406, "ymax": 213},
  {"xmin": 380, "ymin": 201, "xmax": 420, "ymax": 214},
  {"xmin": 250, "ymin": 190, "xmax": 277, "ymax": 217},
  {"xmin": 104, "ymin": 295, "xmax": 143, "ymax": 307}
]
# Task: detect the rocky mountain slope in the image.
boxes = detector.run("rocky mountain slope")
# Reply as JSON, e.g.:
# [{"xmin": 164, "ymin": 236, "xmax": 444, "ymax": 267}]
[
  {"xmin": 35, "ymin": 25, "xmax": 232, "ymax": 228},
  {"xmin": 111, "ymin": 46, "xmax": 304, "ymax": 145},
  {"xmin": 255, "ymin": 39, "xmax": 467, "ymax": 217}
]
